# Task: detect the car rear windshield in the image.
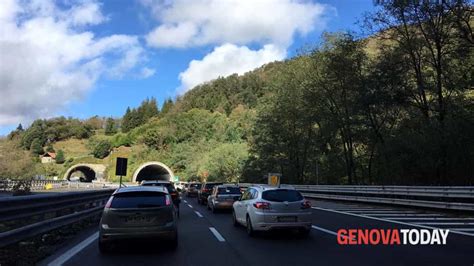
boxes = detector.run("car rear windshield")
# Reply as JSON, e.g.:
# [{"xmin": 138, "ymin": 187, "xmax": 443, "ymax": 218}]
[
  {"xmin": 217, "ymin": 187, "xmax": 241, "ymax": 194},
  {"xmin": 191, "ymin": 184, "xmax": 202, "ymax": 189},
  {"xmin": 111, "ymin": 192, "xmax": 167, "ymax": 208},
  {"xmin": 142, "ymin": 183, "xmax": 176, "ymax": 193},
  {"xmin": 262, "ymin": 189, "xmax": 303, "ymax": 202},
  {"xmin": 205, "ymin": 183, "xmax": 222, "ymax": 189}
]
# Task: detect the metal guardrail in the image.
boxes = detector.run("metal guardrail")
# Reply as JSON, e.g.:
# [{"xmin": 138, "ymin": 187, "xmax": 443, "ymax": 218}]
[
  {"xmin": 239, "ymin": 183, "xmax": 474, "ymax": 212},
  {"xmin": 0, "ymin": 179, "xmax": 119, "ymax": 192},
  {"xmin": 0, "ymin": 179, "xmax": 67, "ymax": 191},
  {"xmin": 0, "ymin": 189, "xmax": 115, "ymax": 248}
]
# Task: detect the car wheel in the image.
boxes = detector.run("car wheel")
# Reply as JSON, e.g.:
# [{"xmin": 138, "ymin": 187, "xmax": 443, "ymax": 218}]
[
  {"xmin": 98, "ymin": 240, "xmax": 112, "ymax": 254},
  {"xmin": 246, "ymin": 215, "xmax": 255, "ymax": 237},
  {"xmin": 232, "ymin": 211, "xmax": 239, "ymax": 227}
]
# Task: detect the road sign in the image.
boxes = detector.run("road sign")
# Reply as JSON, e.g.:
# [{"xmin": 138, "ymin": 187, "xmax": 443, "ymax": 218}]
[
  {"xmin": 116, "ymin": 157, "xmax": 128, "ymax": 188},
  {"xmin": 115, "ymin": 157, "xmax": 128, "ymax": 176},
  {"xmin": 268, "ymin": 173, "xmax": 281, "ymax": 186}
]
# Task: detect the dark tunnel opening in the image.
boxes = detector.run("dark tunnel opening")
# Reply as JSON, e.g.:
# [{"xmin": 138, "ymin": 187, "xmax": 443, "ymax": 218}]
[
  {"xmin": 67, "ymin": 166, "xmax": 96, "ymax": 182},
  {"xmin": 135, "ymin": 164, "xmax": 172, "ymax": 183}
]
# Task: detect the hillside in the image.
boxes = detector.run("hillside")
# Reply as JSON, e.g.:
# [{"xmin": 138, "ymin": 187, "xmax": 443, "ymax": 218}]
[{"xmin": 1, "ymin": 2, "xmax": 473, "ymax": 185}]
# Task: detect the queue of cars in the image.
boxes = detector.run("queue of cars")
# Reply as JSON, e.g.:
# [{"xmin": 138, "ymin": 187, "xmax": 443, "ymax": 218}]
[{"xmin": 98, "ymin": 180, "xmax": 312, "ymax": 253}]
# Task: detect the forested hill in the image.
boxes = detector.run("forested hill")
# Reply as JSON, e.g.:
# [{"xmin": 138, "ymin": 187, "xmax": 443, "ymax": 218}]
[
  {"xmin": 174, "ymin": 61, "xmax": 286, "ymax": 114},
  {"xmin": 1, "ymin": 1, "xmax": 473, "ymax": 186}
]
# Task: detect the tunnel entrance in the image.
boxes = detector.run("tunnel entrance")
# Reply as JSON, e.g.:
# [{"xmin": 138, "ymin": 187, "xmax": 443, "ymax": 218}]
[
  {"xmin": 65, "ymin": 165, "xmax": 96, "ymax": 182},
  {"xmin": 133, "ymin": 162, "xmax": 174, "ymax": 183}
]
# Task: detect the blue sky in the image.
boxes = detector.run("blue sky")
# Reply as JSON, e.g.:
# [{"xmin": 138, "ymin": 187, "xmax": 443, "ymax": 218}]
[{"xmin": 0, "ymin": 0, "xmax": 377, "ymax": 135}]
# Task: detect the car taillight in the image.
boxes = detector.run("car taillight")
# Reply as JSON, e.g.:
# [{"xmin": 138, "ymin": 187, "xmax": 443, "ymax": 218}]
[
  {"xmin": 104, "ymin": 196, "xmax": 113, "ymax": 209},
  {"xmin": 253, "ymin": 202, "xmax": 271, "ymax": 209},
  {"xmin": 202, "ymin": 188, "xmax": 209, "ymax": 192},
  {"xmin": 166, "ymin": 195, "xmax": 171, "ymax": 206},
  {"xmin": 170, "ymin": 192, "xmax": 178, "ymax": 197},
  {"xmin": 301, "ymin": 200, "xmax": 311, "ymax": 209}
]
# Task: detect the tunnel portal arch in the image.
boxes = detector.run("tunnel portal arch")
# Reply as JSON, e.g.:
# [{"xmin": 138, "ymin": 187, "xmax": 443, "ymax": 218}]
[
  {"xmin": 64, "ymin": 164, "xmax": 96, "ymax": 182},
  {"xmin": 133, "ymin": 162, "xmax": 174, "ymax": 183}
]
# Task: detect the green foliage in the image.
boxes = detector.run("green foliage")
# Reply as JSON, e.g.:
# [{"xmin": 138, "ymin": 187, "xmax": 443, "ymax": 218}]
[
  {"xmin": 161, "ymin": 98, "xmax": 174, "ymax": 116},
  {"xmin": 55, "ymin": 149, "xmax": 65, "ymax": 164},
  {"xmin": 122, "ymin": 98, "xmax": 160, "ymax": 133},
  {"xmin": 20, "ymin": 117, "xmax": 93, "ymax": 150},
  {"xmin": 111, "ymin": 133, "xmax": 133, "ymax": 148},
  {"xmin": 46, "ymin": 144, "xmax": 55, "ymax": 153},
  {"xmin": 30, "ymin": 138, "xmax": 44, "ymax": 155},
  {"xmin": 198, "ymin": 143, "xmax": 249, "ymax": 182},
  {"xmin": 92, "ymin": 140, "xmax": 112, "ymax": 159},
  {"xmin": 105, "ymin": 117, "xmax": 117, "ymax": 135}
]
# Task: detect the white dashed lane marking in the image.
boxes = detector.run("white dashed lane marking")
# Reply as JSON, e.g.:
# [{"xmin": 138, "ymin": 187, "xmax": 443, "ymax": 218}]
[{"xmin": 209, "ymin": 227, "xmax": 226, "ymax": 242}]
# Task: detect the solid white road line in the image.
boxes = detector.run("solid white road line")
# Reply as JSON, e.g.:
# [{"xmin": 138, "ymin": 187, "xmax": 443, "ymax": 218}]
[
  {"xmin": 333, "ymin": 209, "xmax": 399, "ymax": 212},
  {"xmin": 183, "ymin": 200, "xmax": 188, "ymax": 203},
  {"xmin": 453, "ymin": 228, "xmax": 474, "ymax": 232},
  {"xmin": 187, "ymin": 204, "xmax": 193, "ymax": 208},
  {"xmin": 195, "ymin": 211, "xmax": 203, "ymax": 218},
  {"xmin": 347, "ymin": 210, "xmax": 419, "ymax": 214},
  {"xmin": 48, "ymin": 231, "xmax": 99, "ymax": 266},
  {"xmin": 311, "ymin": 225, "xmax": 354, "ymax": 240},
  {"xmin": 386, "ymin": 217, "xmax": 474, "ymax": 220},
  {"xmin": 311, "ymin": 207, "xmax": 474, "ymax": 237},
  {"xmin": 415, "ymin": 222, "xmax": 474, "ymax": 225},
  {"xmin": 366, "ymin": 213, "xmax": 445, "ymax": 217},
  {"xmin": 209, "ymin": 227, "xmax": 226, "ymax": 242}
]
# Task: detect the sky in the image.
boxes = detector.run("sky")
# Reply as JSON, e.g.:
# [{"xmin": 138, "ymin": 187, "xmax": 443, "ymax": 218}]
[{"xmin": 0, "ymin": 0, "xmax": 377, "ymax": 135}]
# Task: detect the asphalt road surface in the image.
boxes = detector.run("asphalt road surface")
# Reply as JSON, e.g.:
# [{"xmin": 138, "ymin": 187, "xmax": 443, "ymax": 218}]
[{"xmin": 41, "ymin": 198, "xmax": 474, "ymax": 266}]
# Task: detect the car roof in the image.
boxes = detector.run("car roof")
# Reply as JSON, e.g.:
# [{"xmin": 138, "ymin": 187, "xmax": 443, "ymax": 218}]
[
  {"xmin": 216, "ymin": 184, "xmax": 240, "ymax": 188},
  {"xmin": 140, "ymin": 180, "xmax": 171, "ymax": 184},
  {"xmin": 113, "ymin": 186, "xmax": 168, "ymax": 195},
  {"xmin": 250, "ymin": 184, "xmax": 296, "ymax": 191}
]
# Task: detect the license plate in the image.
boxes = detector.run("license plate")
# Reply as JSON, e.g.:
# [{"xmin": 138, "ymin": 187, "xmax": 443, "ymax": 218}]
[
  {"xmin": 277, "ymin": 216, "xmax": 296, "ymax": 222},
  {"xmin": 125, "ymin": 215, "xmax": 152, "ymax": 224}
]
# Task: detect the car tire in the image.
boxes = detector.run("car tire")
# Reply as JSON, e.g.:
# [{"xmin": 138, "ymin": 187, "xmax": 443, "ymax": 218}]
[
  {"xmin": 98, "ymin": 240, "xmax": 112, "ymax": 254},
  {"xmin": 232, "ymin": 211, "xmax": 239, "ymax": 227},
  {"xmin": 246, "ymin": 215, "xmax": 255, "ymax": 237}
]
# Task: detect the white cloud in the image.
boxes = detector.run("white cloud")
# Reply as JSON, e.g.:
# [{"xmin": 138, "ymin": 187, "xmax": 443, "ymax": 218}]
[
  {"xmin": 178, "ymin": 43, "xmax": 285, "ymax": 93},
  {"xmin": 144, "ymin": 0, "xmax": 331, "ymax": 48},
  {"xmin": 0, "ymin": 0, "xmax": 145, "ymax": 127},
  {"xmin": 67, "ymin": 1, "xmax": 107, "ymax": 26},
  {"xmin": 142, "ymin": 0, "xmax": 333, "ymax": 93},
  {"xmin": 138, "ymin": 67, "xmax": 156, "ymax": 79}
]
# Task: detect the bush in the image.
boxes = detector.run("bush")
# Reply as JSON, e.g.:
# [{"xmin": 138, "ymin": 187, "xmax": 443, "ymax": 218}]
[
  {"xmin": 92, "ymin": 140, "xmax": 112, "ymax": 159},
  {"xmin": 55, "ymin": 150, "xmax": 65, "ymax": 164}
]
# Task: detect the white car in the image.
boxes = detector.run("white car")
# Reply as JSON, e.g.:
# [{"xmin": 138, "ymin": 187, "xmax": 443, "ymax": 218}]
[{"xmin": 232, "ymin": 185, "xmax": 312, "ymax": 236}]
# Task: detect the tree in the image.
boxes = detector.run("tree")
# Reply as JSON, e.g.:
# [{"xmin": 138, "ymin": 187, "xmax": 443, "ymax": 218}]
[
  {"xmin": 46, "ymin": 144, "xmax": 55, "ymax": 153},
  {"xmin": 161, "ymin": 98, "xmax": 174, "ymax": 116},
  {"xmin": 16, "ymin": 124, "xmax": 24, "ymax": 131},
  {"xmin": 55, "ymin": 149, "xmax": 65, "ymax": 164},
  {"xmin": 122, "ymin": 107, "xmax": 132, "ymax": 133},
  {"xmin": 105, "ymin": 118, "xmax": 117, "ymax": 135},
  {"xmin": 30, "ymin": 138, "xmax": 44, "ymax": 155},
  {"xmin": 92, "ymin": 140, "xmax": 112, "ymax": 159}
]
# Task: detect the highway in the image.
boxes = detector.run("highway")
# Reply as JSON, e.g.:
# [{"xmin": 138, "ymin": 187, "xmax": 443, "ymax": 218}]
[{"xmin": 41, "ymin": 198, "xmax": 474, "ymax": 266}]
